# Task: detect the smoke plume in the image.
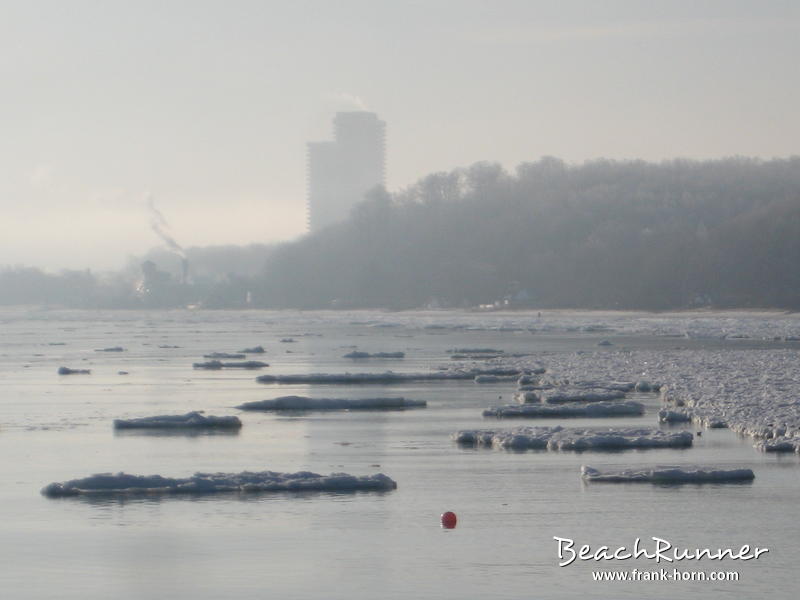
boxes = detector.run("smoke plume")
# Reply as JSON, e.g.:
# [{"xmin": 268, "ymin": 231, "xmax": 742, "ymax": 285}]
[{"xmin": 146, "ymin": 195, "xmax": 185, "ymax": 258}]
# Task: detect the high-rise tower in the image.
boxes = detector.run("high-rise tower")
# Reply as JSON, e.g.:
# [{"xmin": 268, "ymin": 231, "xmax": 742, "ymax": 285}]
[{"xmin": 306, "ymin": 111, "xmax": 386, "ymax": 232}]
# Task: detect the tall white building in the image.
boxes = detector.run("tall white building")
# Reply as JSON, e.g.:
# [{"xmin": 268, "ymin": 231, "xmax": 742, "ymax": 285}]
[{"xmin": 307, "ymin": 111, "xmax": 386, "ymax": 232}]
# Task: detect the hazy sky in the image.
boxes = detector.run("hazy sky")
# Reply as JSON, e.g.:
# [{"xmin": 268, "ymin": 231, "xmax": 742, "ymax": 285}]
[{"xmin": 1, "ymin": 0, "xmax": 798, "ymax": 270}]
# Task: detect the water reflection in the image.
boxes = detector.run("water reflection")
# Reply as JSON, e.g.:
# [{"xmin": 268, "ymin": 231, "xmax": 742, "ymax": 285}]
[{"xmin": 60, "ymin": 488, "xmax": 396, "ymax": 508}]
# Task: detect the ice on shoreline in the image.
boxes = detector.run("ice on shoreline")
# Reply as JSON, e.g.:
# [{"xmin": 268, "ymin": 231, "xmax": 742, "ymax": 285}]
[
  {"xmin": 113, "ymin": 412, "xmax": 242, "ymax": 430},
  {"xmin": 494, "ymin": 346, "xmax": 800, "ymax": 454},
  {"xmin": 41, "ymin": 470, "xmax": 397, "ymax": 497},
  {"xmin": 350, "ymin": 311, "xmax": 800, "ymax": 340},
  {"xmin": 453, "ymin": 426, "xmax": 693, "ymax": 451},
  {"xmin": 581, "ymin": 465, "xmax": 755, "ymax": 483},
  {"xmin": 483, "ymin": 401, "xmax": 645, "ymax": 419},
  {"xmin": 236, "ymin": 396, "xmax": 426, "ymax": 411}
]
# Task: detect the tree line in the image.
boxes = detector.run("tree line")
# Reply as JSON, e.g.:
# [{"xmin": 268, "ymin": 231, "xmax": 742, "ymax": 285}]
[
  {"xmin": 3, "ymin": 156, "xmax": 799, "ymax": 310},
  {"xmin": 257, "ymin": 156, "xmax": 800, "ymax": 310}
]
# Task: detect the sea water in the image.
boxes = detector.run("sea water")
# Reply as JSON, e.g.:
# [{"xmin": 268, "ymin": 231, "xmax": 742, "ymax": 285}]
[{"xmin": 1, "ymin": 308, "xmax": 798, "ymax": 599}]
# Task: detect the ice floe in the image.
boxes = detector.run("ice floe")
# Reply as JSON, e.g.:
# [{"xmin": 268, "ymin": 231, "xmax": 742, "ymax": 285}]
[
  {"xmin": 256, "ymin": 368, "xmax": 521, "ymax": 384},
  {"xmin": 570, "ymin": 380, "xmax": 636, "ymax": 392},
  {"xmin": 452, "ymin": 426, "xmax": 693, "ymax": 451},
  {"xmin": 113, "ymin": 412, "xmax": 242, "ymax": 430},
  {"xmin": 483, "ymin": 401, "xmax": 645, "ymax": 419},
  {"xmin": 658, "ymin": 409, "xmax": 693, "ymax": 423},
  {"xmin": 193, "ymin": 360, "xmax": 268, "ymax": 370},
  {"xmin": 58, "ymin": 367, "xmax": 90, "ymax": 375},
  {"xmin": 635, "ymin": 380, "xmax": 657, "ymax": 392},
  {"xmin": 581, "ymin": 465, "xmax": 755, "ymax": 483},
  {"xmin": 41, "ymin": 470, "xmax": 397, "ymax": 497},
  {"xmin": 514, "ymin": 391, "xmax": 541, "ymax": 403},
  {"xmin": 753, "ymin": 439, "xmax": 799, "ymax": 452},
  {"xmin": 342, "ymin": 351, "xmax": 405, "ymax": 359},
  {"xmin": 203, "ymin": 352, "xmax": 246, "ymax": 359},
  {"xmin": 548, "ymin": 428, "xmax": 692, "ymax": 451},
  {"xmin": 239, "ymin": 346, "xmax": 266, "ymax": 354},
  {"xmin": 540, "ymin": 388, "xmax": 627, "ymax": 404},
  {"xmin": 236, "ymin": 396, "xmax": 426, "ymax": 411}
]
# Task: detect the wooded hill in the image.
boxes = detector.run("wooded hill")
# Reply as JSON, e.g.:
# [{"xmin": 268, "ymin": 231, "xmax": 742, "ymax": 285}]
[{"xmin": 257, "ymin": 157, "xmax": 800, "ymax": 310}]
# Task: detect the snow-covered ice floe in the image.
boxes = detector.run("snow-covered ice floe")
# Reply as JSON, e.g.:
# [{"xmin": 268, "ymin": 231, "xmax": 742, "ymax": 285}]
[
  {"xmin": 540, "ymin": 388, "xmax": 627, "ymax": 404},
  {"xmin": 452, "ymin": 426, "xmax": 693, "ymax": 451},
  {"xmin": 41, "ymin": 470, "xmax": 397, "ymax": 497},
  {"xmin": 343, "ymin": 351, "xmax": 405, "ymax": 359},
  {"xmin": 658, "ymin": 409, "xmax": 693, "ymax": 423},
  {"xmin": 256, "ymin": 368, "xmax": 521, "ymax": 384},
  {"xmin": 237, "ymin": 396, "xmax": 426, "ymax": 411},
  {"xmin": 203, "ymin": 352, "xmax": 246, "ymax": 359},
  {"xmin": 573, "ymin": 380, "xmax": 638, "ymax": 392},
  {"xmin": 113, "ymin": 412, "xmax": 242, "ymax": 430},
  {"xmin": 514, "ymin": 391, "xmax": 541, "ymax": 403},
  {"xmin": 634, "ymin": 380, "xmax": 658, "ymax": 392},
  {"xmin": 483, "ymin": 401, "xmax": 645, "ymax": 419},
  {"xmin": 58, "ymin": 366, "xmax": 91, "ymax": 375},
  {"xmin": 239, "ymin": 346, "xmax": 265, "ymax": 354},
  {"xmin": 194, "ymin": 360, "xmax": 269, "ymax": 370},
  {"xmin": 581, "ymin": 465, "xmax": 755, "ymax": 483},
  {"xmin": 753, "ymin": 439, "xmax": 800, "ymax": 452}
]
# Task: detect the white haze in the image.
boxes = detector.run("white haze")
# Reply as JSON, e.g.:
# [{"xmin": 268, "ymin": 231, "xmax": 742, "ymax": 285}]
[{"xmin": 0, "ymin": 0, "xmax": 798, "ymax": 270}]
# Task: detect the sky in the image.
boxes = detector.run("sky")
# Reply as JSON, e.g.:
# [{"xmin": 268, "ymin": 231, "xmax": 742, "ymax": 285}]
[{"xmin": 1, "ymin": 0, "xmax": 798, "ymax": 270}]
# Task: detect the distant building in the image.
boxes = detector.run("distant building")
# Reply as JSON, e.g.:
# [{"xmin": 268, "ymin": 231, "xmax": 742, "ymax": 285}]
[{"xmin": 307, "ymin": 111, "xmax": 386, "ymax": 232}]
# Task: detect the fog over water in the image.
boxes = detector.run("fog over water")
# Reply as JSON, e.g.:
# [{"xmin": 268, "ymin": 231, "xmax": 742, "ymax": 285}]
[
  {"xmin": 3, "ymin": 3, "xmax": 800, "ymax": 598},
  {"xmin": 2, "ymin": 308, "xmax": 799, "ymax": 599}
]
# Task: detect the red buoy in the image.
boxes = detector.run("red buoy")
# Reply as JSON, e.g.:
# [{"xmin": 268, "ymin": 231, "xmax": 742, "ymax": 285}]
[{"xmin": 440, "ymin": 511, "xmax": 457, "ymax": 529}]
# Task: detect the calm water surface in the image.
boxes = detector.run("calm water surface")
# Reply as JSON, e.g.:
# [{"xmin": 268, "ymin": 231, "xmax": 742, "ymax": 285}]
[{"xmin": 0, "ymin": 309, "xmax": 796, "ymax": 599}]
